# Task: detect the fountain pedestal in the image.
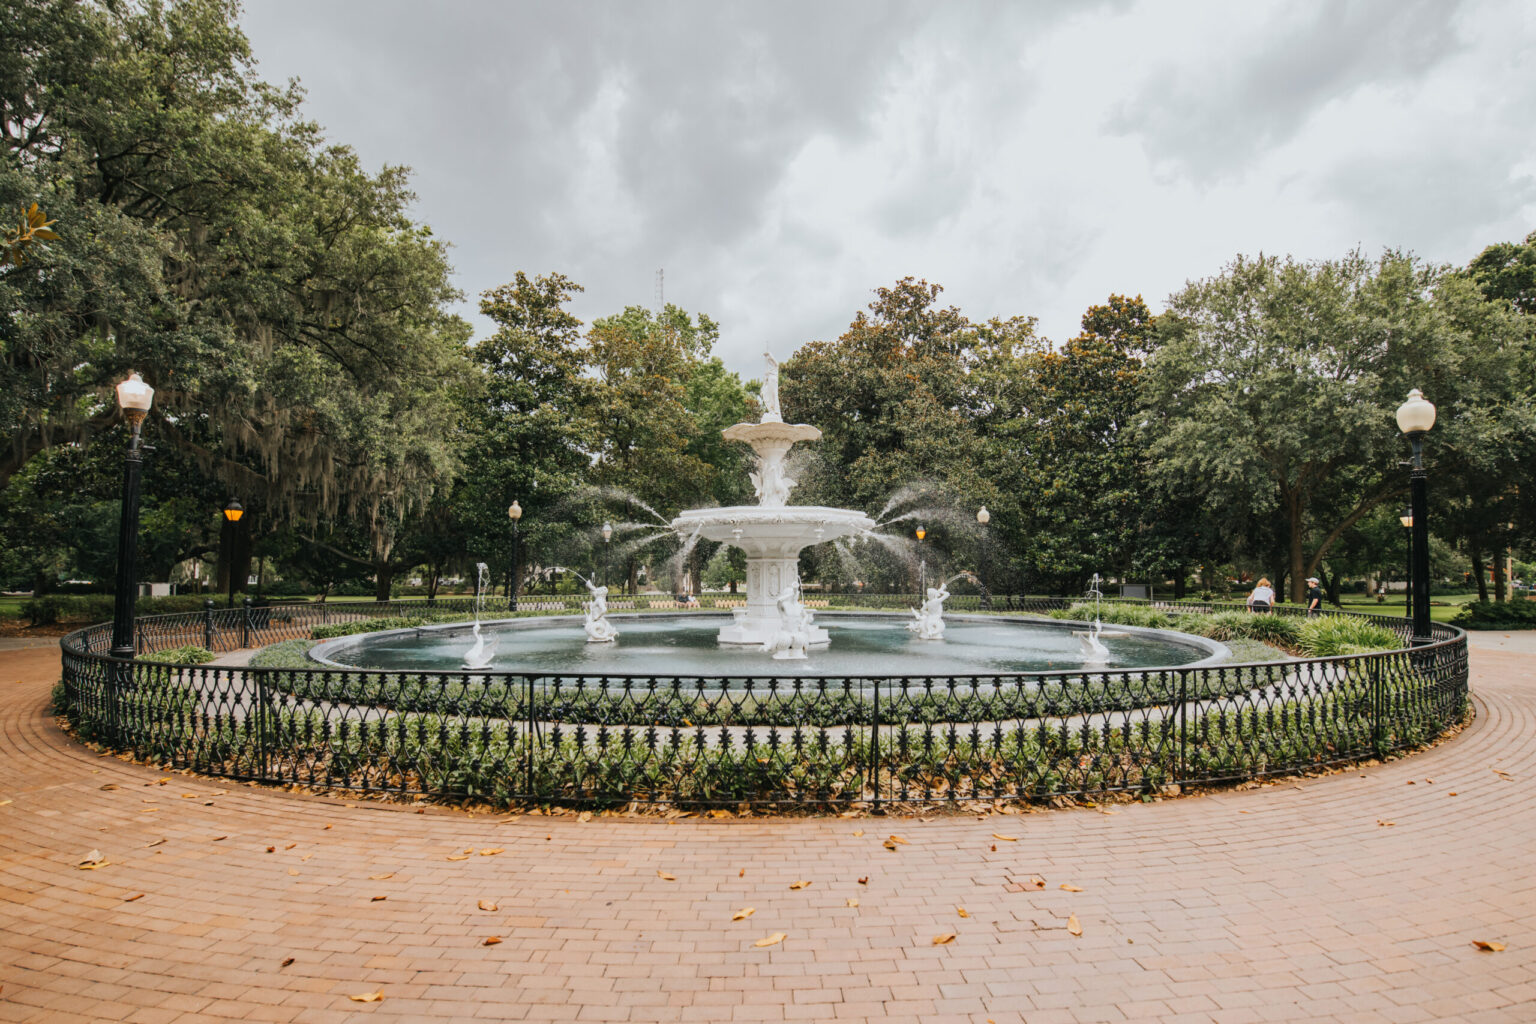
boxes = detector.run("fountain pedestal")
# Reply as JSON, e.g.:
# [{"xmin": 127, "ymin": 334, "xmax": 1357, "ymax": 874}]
[
  {"xmin": 671, "ymin": 406, "xmax": 874, "ymax": 648},
  {"xmin": 672, "ymin": 505, "xmax": 873, "ymax": 645}
]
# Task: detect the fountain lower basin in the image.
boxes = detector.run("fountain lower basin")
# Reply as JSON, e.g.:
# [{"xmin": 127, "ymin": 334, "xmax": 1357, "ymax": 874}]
[{"xmin": 309, "ymin": 612, "xmax": 1231, "ymax": 679}]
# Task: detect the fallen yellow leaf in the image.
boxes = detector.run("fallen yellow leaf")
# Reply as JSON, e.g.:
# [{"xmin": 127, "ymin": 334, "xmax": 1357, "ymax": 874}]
[
  {"xmin": 1023, "ymin": 875, "xmax": 1046, "ymax": 890},
  {"xmin": 992, "ymin": 833, "xmax": 1018, "ymax": 842},
  {"xmin": 887, "ymin": 835, "xmax": 909, "ymax": 845},
  {"xmin": 1067, "ymin": 914, "xmax": 1082, "ymax": 936},
  {"xmin": 753, "ymin": 932, "xmax": 786, "ymax": 947},
  {"xmin": 347, "ymin": 992, "xmax": 384, "ymax": 1003},
  {"xmin": 846, "ymin": 897, "xmax": 859, "ymax": 907},
  {"xmin": 857, "ymin": 877, "xmax": 868, "ymax": 885},
  {"xmin": 932, "ymin": 932, "xmax": 957, "ymax": 945},
  {"xmin": 479, "ymin": 848, "xmax": 504, "ymax": 856},
  {"xmin": 732, "ymin": 907, "xmax": 756, "ymax": 921},
  {"xmin": 789, "ymin": 880, "xmax": 811, "ymax": 890},
  {"xmin": 287, "ymin": 868, "xmax": 299, "ymax": 876},
  {"xmin": 578, "ymin": 811, "xmax": 592, "ymax": 823},
  {"xmin": 477, "ymin": 899, "xmax": 498, "ymax": 912},
  {"xmin": 1473, "ymin": 940, "xmax": 1506, "ymax": 952},
  {"xmin": 123, "ymin": 893, "xmax": 144, "ymax": 902},
  {"xmin": 483, "ymin": 936, "xmax": 502, "ymax": 946},
  {"xmin": 657, "ymin": 870, "xmax": 677, "ymax": 881},
  {"xmin": 852, "ymin": 830, "xmax": 864, "ymax": 837},
  {"xmin": 368, "ymin": 873, "xmax": 394, "ymax": 881},
  {"xmin": 370, "ymin": 895, "xmax": 386, "ymax": 902},
  {"xmin": 446, "ymin": 855, "xmax": 470, "ymax": 862},
  {"xmin": 1060, "ymin": 883, "xmax": 1083, "ymax": 892},
  {"xmin": 1377, "ymin": 820, "xmax": 1395, "ymax": 827},
  {"xmin": 956, "ymin": 907, "xmax": 969, "ymax": 918}
]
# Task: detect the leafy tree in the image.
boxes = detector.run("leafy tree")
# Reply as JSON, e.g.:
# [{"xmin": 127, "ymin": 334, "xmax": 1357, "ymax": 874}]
[
  {"xmin": 1, "ymin": 0, "xmax": 470, "ymax": 538},
  {"xmin": 1143, "ymin": 250, "xmax": 1528, "ymax": 602}
]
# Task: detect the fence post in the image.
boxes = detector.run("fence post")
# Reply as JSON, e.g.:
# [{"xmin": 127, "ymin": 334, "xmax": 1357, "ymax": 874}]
[
  {"xmin": 241, "ymin": 597, "xmax": 252, "ymax": 649},
  {"xmin": 870, "ymin": 680, "xmax": 882, "ymax": 813},
  {"xmin": 1176, "ymin": 669, "xmax": 1189, "ymax": 782},
  {"xmin": 1370, "ymin": 657, "xmax": 1383, "ymax": 752},
  {"xmin": 203, "ymin": 599, "xmax": 215, "ymax": 651},
  {"xmin": 525, "ymin": 674, "xmax": 535, "ymax": 799},
  {"xmin": 255, "ymin": 668, "xmax": 268, "ymax": 782}
]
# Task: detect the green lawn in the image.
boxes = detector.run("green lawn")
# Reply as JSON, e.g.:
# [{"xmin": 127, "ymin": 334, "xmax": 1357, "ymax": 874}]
[{"xmin": 1334, "ymin": 591, "xmax": 1475, "ymax": 623}]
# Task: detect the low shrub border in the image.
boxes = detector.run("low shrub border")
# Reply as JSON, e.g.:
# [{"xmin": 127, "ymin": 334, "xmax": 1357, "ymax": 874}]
[{"xmin": 58, "ymin": 598, "xmax": 1468, "ymax": 810}]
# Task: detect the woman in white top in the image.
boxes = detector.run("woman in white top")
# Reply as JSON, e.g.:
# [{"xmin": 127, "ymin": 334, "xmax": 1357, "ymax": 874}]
[{"xmin": 1246, "ymin": 577, "xmax": 1275, "ymax": 613}]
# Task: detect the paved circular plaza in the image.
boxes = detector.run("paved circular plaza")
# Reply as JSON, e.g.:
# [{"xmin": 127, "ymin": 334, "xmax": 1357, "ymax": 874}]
[{"xmin": 1, "ymin": 633, "xmax": 1533, "ymax": 1024}]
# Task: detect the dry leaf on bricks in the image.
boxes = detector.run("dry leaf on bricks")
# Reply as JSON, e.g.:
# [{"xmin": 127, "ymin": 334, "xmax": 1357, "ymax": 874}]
[
  {"xmin": 479, "ymin": 848, "xmax": 504, "ymax": 856},
  {"xmin": 370, "ymin": 895, "xmax": 386, "ymax": 902},
  {"xmin": 1060, "ymin": 884, "xmax": 1083, "ymax": 892},
  {"xmin": 447, "ymin": 854, "xmax": 470, "ymax": 862},
  {"xmin": 1022, "ymin": 876, "xmax": 1046, "ymax": 890},
  {"xmin": 753, "ymin": 933, "xmax": 786, "ymax": 948},
  {"xmin": 992, "ymin": 834, "xmax": 1018, "ymax": 842},
  {"xmin": 122, "ymin": 893, "xmax": 144, "ymax": 902},
  {"xmin": 347, "ymin": 992, "xmax": 384, "ymax": 1003},
  {"xmin": 789, "ymin": 880, "xmax": 811, "ymax": 890},
  {"xmin": 477, "ymin": 899, "xmax": 499, "ymax": 912},
  {"xmin": 956, "ymin": 907, "xmax": 970, "ymax": 918},
  {"xmin": 369, "ymin": 873, "xmax": 394, "ymax": 881},
  {"xmin": 483, "ymin": 937, "xmax": 503, "ymax": 946},
  {"xmin": 932, "ymin": 932, "xmax": 957, "ymax": 945},
  {"xmin": 732, "ymin": 907, "xmax": 756, "ymax": 921},
  {"xmin": 1473, "ymin": 940, "xmax": 1507, "ymax": 952},
  {"xmin": 1067, "ymin": 914, "xmax": 1083, "ymax": 936},
  {"xmin": 657, "ymin": 870, "xmax": 677, "ymax": 881},
  {"xmin": 846, "ymin": 898, "xmax": 859, "ymax": 907}
]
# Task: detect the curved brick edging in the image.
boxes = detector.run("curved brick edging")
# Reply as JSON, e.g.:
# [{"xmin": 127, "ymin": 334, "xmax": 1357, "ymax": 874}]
[{"xmin": 1, "ymin": 636, "xmax": 1532, "ymax": 1023}]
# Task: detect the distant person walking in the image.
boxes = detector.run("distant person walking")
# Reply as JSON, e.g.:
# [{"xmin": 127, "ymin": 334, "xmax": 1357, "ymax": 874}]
[
  {"xmin": 1306, "ymin": 576, "xmax": 1324, "ymax": 615},
  {"xmin": 1246, "ymin": 578, "xmax": 1275, "ymax": 613}
]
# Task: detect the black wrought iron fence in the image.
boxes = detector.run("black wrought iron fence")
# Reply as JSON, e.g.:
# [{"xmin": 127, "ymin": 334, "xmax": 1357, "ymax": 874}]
[{"xmin": 58, "ymin": 598, "xmax": 1469, "ymax": 809}]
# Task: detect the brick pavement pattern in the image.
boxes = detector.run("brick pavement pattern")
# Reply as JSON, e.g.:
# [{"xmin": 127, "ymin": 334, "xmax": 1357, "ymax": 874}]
[{"xmin": 1, "ymin": 633, "xmax": 1533, "ymax": 1023}]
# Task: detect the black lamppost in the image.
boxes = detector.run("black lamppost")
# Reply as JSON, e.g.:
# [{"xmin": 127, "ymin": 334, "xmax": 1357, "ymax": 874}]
[
  {"xmin": 110, "ymin": 372, "xmax": 155, "ymax": 663},
  {"xmin": 976, "ymin": 506, "xmax": 991, "ymax": 610},
  {"xmin": 915, "ymin": 524, "xmax": 927, "ymax": 595},
  {"xmin": 601, "ymin": 520, "xmax": 613, "ymax": 589},
  {"xmin": 222, "ymin": 499, "xmax": 244, "ymax": 607},
  {"xmin": 1395, "ymin": 388, "xmax": 1436, "ymax": 646},
  {"xmin": 1399, "ymin": 507, "xmax": 1413, "ymax": 619},
  {"xmin": 507, "ymin": 500, "xmax": 522, "ymax": 611}
]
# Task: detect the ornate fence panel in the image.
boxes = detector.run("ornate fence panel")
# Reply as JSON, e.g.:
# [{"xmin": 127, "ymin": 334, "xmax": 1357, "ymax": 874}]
[{"xmin": 58, "ymin": 599, "xmax": 1470, "ymax": 809}]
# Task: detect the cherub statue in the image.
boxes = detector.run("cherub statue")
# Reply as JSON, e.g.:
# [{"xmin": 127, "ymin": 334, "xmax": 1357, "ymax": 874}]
[
  {"xmin": 907, "ymin": 582, "xmax": 950, "ymax": 640},
  {"xmin": 583, "ymin": 579, "xmax": 619, "ymax": 643}
]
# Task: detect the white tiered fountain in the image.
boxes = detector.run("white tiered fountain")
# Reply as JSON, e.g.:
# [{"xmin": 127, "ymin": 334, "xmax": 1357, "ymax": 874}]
[{"xmin": 671, "ymin": 353, "xmax": 875, "ymax": 648}]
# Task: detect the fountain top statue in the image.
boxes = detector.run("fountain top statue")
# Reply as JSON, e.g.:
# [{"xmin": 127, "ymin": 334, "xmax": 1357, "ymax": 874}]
[{"xmin": 671, "ymin": 352, "xmax": 874, "ymax": 646}]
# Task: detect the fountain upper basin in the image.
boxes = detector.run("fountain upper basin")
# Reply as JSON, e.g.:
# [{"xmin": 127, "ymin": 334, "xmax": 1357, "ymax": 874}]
[{"xmin": 671, "ymin": 505, "xmax": 875, "ymax": 556}]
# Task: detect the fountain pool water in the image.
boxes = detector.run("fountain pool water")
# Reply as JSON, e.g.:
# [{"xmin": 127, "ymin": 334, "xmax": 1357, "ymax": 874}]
[{"xmin": 313, "ymin": 613, "xmax": 1228, "ymax": 680}]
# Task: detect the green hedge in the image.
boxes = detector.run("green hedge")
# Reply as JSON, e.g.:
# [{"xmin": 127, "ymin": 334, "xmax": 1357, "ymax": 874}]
[
  {"xmin": 140, "ymin": 645, "xmax": 216, "ymax": 665},
  {"xmin": 1451, "ymin": 600, "xmax": 1536, "ymax": 630}
]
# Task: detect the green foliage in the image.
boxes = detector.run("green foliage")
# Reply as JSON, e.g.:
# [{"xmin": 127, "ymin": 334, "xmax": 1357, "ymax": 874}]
[
  {"xmin": 1048, "ymin": 602, "xmax": 1174, "ymax": 629},
  {"xmin": 140, "ymin": 645, "xmax": 216, "ymax": 665},
  {"xmin": 1293, "ymin": 617, "xmax": 1406, "ymax": 658},
  {"xmin": 1451, "ymin": 600, "xmax": 1536, "ymax": 630},
  {"xmin": 15, "ymin": 592, "xmax": 220, "ymax": 625},
  {"xmin": 308, "ymin": 614, "xmax": 465, "ymax": 640}
]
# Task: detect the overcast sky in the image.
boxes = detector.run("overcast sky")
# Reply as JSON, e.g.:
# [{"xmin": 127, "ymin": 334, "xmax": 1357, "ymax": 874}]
[{"xmin": 239, "ymin": 0, "xmax": 1536, "ymax": 378}]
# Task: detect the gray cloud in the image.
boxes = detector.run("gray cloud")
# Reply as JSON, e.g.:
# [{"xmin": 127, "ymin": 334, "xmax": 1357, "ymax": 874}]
[
  {"xmin": 239, "ymin": 0, "xmax": 1536, "ymax": 375},
  {"xmin": 1105, "ymin": 0, "xmax": 1471, "ymax": 181}
]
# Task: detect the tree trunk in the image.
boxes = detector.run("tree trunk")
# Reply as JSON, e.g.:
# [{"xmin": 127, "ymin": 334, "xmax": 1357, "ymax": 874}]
[
  {"xmin": 1493, "ymin": 547, "xmax": 1507, "ymax": 602},
  {"xmin": 374, "ymin": 562, "xmax": 393, "ymax": 602},
  {"xmin": 426, "ymin": 568, "xmax": 440, "ymax": 602},
  {"xmin": 1173, "ymin": 567, "xmax": 1186, "ymax": 600},
  {"xmin": 1286, "ymin": 490, "xmax": 1307, "ymax": 604},
  {"xmin": 1471, "ymin": 548, "xmax": 1489, "ymax": 602}
]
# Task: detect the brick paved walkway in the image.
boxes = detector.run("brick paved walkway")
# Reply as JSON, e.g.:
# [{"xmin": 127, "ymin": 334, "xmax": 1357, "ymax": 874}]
[{"xmin": 1, "ymin": 634, "xmax": 1533, "ymax": 1023}]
